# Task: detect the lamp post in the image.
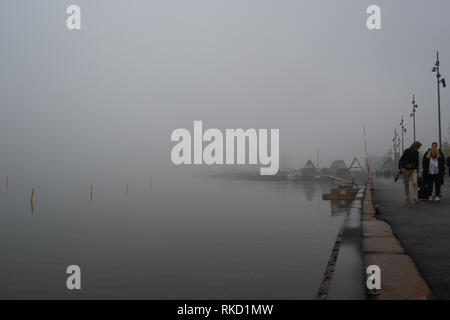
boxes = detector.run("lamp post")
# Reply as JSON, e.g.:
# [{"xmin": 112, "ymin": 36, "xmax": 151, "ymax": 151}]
[
  {"xmin": 400, "ymin": 116, "xmax": 406, "ymax": 153},
  {"xmin": 410, "ymin": 94, "xmax": 418, "ymax": 142},
  {"xmin": 432, "ymin": 51, "xmax": 447, "ymax": 147},
  {"xmin": 393, "ymin": 128, "xmax": 401, "ymax": 170},
  {"xmin": 393, "ymin": 128, "xmax": 400, "ymax": 153},
  {"xmin": 393, "ymin": 129, "xmax": 398, "ymax": 153}
]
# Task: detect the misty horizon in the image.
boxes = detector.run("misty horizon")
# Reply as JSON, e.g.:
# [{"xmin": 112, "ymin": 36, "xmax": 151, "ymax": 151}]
[{"xmin": 1, "ymin": 0, "xmax": 450, "ymax": 181}]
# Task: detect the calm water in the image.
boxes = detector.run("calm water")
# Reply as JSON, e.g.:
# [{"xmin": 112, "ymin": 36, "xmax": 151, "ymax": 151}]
[{"xmin": 0, "ymin": 173, "xmax": 346, "ymax": 299}]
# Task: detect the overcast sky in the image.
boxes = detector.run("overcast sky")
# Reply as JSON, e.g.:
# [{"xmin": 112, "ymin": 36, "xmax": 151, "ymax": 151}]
[{"xmin": 1, "ymin": 0, "xmax": 450, "ymax": 177}]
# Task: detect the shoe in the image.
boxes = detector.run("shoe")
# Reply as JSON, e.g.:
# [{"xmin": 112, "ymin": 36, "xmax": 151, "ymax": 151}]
[
  {"xmin": 435, "ymin": 196, "xmax": 441, "ymax": 202},
  {"xmin": 428, "ymin": 196, "xmax": 434, "ymax": 201}
]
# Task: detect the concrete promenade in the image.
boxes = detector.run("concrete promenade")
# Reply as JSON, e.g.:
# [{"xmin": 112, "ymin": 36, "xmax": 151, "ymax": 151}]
[{"xmin": 371, "ymin": 177, "xmax": 450, "ymax": 299}]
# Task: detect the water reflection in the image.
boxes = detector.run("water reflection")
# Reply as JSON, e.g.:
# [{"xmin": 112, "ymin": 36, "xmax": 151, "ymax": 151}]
[
  {"xmin": 292, "ymin": 180, "xmax": 354, "ymax": 216},
  {"xmin": 255, "ymin": 180, "xmax": 353, "ymax": 216},
  {"xmin": 329, "ymin": 200, "xmax": 352, "ymax": 216},
  {"xmin": 0, "ymin": 175, "xmax": 348, "ymax": 299},
  {"xmin": 298, "ymin": 182, "xmax": 317, "ymax": 202}
]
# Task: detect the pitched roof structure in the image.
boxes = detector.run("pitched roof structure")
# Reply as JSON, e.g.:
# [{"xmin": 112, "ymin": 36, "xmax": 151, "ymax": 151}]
[
  {"xmin": 304, "ymin": 159, "xmax": 316, "ymax": 169},
  {"xmin": 329, "ymin": 160, "xmax": 348, "ymax": 174}
]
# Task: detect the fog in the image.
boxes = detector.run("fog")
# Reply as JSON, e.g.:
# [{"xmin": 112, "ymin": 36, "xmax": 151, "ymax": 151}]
[
  {"xmin": 3, "ymin": 0, "xmax": 450, "ymax": 300},
  {"xmin": 1, "ymin": 0, "xmax": 450, "ymax": 179}
]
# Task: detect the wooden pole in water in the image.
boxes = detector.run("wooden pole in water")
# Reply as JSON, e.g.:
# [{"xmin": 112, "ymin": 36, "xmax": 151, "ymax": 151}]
[
  {"xmin": 149, "ymin": 177, "xmax": 152, "ymax": 192},
  {"xmin": 126, "ymin": 182, "xmax": 128, "ymax": 194},
  {"xmin": 30, "ymin": 189, "xmax": 34, "ymax": 214},
  {"xmin": 5, "ymin": 176, "xmax": 8, "ymax": 192},
  {"xmin": 90, "ymin": 184, "xmax": 93, "ymax": 202}
]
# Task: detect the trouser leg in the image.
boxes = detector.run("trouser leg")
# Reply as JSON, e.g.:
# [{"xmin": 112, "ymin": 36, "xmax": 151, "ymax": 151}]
[
  {"xmin": 402, "ymin": 170, "xmax": 411, "ymax": 200},
  {"xmin": 428, "ymin": 175, "xmax": 436, "ymax": 197},
  {"xmin": 435, "ymin": 175, "xmax": 441, "ymax": 196},
  {"xmin": 426, "ymin": 175, "xmax": 434, "ymax": 197},
  {"xmin": 411, "ymin": 170, "xmax": 418, "ymax": 201}
]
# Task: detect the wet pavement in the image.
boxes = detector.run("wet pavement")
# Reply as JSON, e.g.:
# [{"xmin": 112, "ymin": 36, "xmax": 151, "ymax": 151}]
[
  {"xmin": 327, "ymin": 190, "xmax": 366, "ymax": 300},
  {"xmin": 373, "ymin": 178, "xmax": 450, "ymax": 300}
]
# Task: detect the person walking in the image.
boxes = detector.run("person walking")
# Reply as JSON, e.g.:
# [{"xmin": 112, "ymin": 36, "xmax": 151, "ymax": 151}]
[
  {"xmin": 423, "ymin": 142, "xmax": 445, "ymax": 167},
  {"xmin": 423, "ymin": 147, "xmax": 446, "ymax": 201},
  {"xmin": 398, "ymin": 141, "xmax": 422, "ymax": 203},
  {"xmin": 447, "ymin": 155, "xmax": 450, "ymax": 178}
]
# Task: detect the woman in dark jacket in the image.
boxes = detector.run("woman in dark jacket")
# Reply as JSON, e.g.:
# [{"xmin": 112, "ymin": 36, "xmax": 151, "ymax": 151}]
[
  {"xmin": 447, "ymin": 156, "xmax": 450, "ymax": 177},
  {"xmin": 422, "ymin": 148, "xmax": 446, "ymax": 201}
]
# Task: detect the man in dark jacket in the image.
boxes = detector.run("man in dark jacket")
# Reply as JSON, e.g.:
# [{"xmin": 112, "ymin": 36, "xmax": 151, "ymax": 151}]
[{"xmin": 398, "ymin": 141, "xmax": 422, "ymax": 203}]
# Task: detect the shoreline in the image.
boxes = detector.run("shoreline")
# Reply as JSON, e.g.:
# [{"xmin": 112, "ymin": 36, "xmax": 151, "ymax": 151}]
[
  {"xmin": 317, "ymin": 187, "xmax": 366, "ymax": 300},
  {"xmin": 320, "ymin": 178, "xmax": 433, "ymax": 299}
]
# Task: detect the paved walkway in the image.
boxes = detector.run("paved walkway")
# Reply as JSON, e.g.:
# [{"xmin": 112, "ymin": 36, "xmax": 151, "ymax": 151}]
[{"xmin": 373, "ymin": 178, "xmax": 450, "ymax": 300}]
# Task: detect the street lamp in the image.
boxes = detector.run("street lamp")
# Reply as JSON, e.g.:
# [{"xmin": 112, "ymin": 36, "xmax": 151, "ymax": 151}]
[
  {"xmin": 410, "ymin": 94, "xmax": 418, "ymax": 142},
  {"xmin": 432, "ymin": 51, "xmax": 447, "ymax": 147},
  {"xmin": 393, "ymin": 128, "xmax": 400, "ymax": 153},
  {"xmin": 393, "ymin": 128, "xmax": 402, "ymax": 171},
  {"xmin": 400, "ymin": 116, "xmax": 406, "ymax": 153}
]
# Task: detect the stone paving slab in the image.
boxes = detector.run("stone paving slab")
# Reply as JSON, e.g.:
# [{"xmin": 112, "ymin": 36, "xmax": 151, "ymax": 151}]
[
  {"xmin": 365, "ymin": 253, "xmax": 432, "ymax": 300},
  {"xmin": 363, "ymin": 237, "xmax": 404, "ymax": 254},
  {"xmin": 363, "ymin": 220, "xmax": 393, "ymax": 238},
  {"xmin": 372, "ymin": 179, "xmax": 450, "ymax": 299},
  {"xmin": 362, "ymin": 179, "xmax": 432, "ymax": 300}
]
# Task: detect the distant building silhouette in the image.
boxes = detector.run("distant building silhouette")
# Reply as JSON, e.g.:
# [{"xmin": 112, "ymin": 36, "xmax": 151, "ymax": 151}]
[{"xmin": 304, "ymin": 159, "xmax": 316, "ymax": 169}]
